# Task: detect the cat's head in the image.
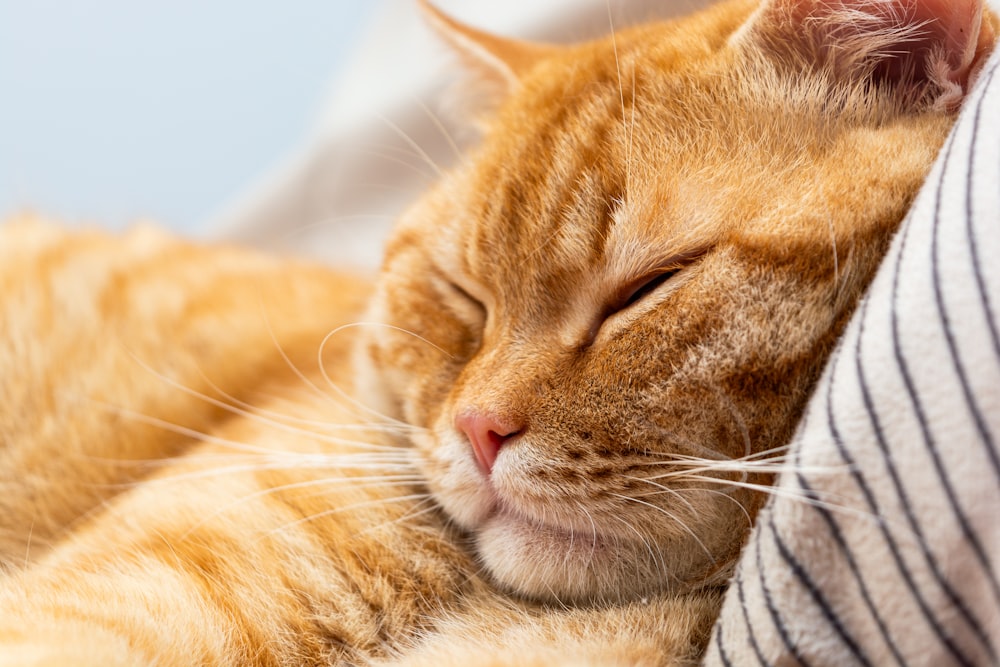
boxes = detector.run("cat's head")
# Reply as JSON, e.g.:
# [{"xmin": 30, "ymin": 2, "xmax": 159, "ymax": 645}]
[{"xmin": 357, "ymin": 0, "xmax": 996, "ymax": 603}]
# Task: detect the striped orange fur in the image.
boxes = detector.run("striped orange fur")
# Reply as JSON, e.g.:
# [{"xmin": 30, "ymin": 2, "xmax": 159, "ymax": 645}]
[{"xmin": 1, "ymin": 1, "xmax": 995, "ymax": 665}]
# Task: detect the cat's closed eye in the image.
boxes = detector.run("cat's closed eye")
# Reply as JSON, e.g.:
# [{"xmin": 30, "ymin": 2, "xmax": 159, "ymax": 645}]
[
  {"xmin": 607, "ymin": 249, "xmax": 708, "ymax": 317},
  {"xmin": 614, "ymin": 268, "xmax": 680, "ymax": 312},
  {"xmin": 586, "ymin": 266, "xmax": 684, "ymax": 344},
  {"xmin": 585, "ymin": 250, "xmax": 708, "ymax": 344},
  {"xmin": 441, "ymin": 276, "xmax": 489, "ymax": 327}
]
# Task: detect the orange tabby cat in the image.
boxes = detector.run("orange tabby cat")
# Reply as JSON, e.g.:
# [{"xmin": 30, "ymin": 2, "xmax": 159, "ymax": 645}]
[{"xmin": 1, "ymin": 0, "xmax": 995, "ymax": 665}]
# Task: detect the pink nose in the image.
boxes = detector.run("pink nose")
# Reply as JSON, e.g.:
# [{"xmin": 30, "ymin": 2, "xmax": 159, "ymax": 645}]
[{"xmin": 455, "ymin": 411, "xmax": 522, "ymax": 475}]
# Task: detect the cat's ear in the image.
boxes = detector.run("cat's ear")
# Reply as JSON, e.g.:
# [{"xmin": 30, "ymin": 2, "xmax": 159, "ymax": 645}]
[
  {"xmin": 738, "ymin": 0, "xmax": 997, "ymax": 110},
  {"xmin": 419, "ymin": 0, "xmax": 557, "ymax": 117}
]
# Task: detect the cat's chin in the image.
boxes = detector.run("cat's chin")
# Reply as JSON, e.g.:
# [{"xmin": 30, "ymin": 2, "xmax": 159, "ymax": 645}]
[{"xmin": 474, "ymin": 508, "xmax": 680, "ymax": 604}]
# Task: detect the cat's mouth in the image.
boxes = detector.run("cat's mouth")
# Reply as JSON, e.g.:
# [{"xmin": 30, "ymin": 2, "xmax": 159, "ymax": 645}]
[
  {"xmin": 486, "ymin": 501, "xmax": 611, "ymax": 550},
  {"xmin": 419, "ymin": 432, "xmax": 709, "ymax": 602}
]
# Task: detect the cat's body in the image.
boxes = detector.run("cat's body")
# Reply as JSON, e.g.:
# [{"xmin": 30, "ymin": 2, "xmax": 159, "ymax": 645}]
[
  {"xmin": 0, "ymin": 219, "xmax": 720, "ymax": 666},
  {"xmin": 2, "ymin": 0, "xmax": 995, "ymax": 665}
]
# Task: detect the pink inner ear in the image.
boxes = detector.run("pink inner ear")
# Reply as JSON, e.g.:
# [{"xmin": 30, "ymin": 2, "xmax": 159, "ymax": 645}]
[
  {"xmin": 760, "ymin": 0, "xmax": 990, "ymax": 106},
  {"xmin": 908, "ymin": 0, "xmax": 982, "ymax": 73}
]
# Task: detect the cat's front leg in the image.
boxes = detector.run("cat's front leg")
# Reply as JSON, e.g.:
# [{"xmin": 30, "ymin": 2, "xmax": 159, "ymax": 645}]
[
  {"xmin": 0, "ymin": 620, "xmax": 161, "ymax": 667},
  {"xmin": 382, "ymin": 591, "xmax": 723, "ymax": 667},
  {"xmin": 2, "ymin": 526, "xmax": 216, "ymax": 664},
  {"xmin": 0, "ymin": 428, "xmax": 480, "ymax": 667}
]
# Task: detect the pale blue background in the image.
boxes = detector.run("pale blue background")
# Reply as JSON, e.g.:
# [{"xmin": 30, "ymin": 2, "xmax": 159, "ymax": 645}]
[{"xmin": 0, "ymin": 2, "xmax": 377, "ymax": 235}]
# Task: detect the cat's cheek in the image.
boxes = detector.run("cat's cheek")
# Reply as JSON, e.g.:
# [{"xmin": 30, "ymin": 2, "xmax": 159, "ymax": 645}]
[{"xmin": 412, "ymin": 430, "xmax": 494, "ymax": 528}]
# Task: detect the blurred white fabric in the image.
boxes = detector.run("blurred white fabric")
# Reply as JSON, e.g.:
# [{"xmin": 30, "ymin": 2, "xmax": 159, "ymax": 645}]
[{"xmin": 211, "ymin": 0, "xmax": 713, "ymax": 271}]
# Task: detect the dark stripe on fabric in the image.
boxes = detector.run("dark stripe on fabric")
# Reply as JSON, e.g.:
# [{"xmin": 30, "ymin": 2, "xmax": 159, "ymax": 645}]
[
  {"xmin": 791, "ymin": 360, "xmax": 907, "ymax": 667},
  {"xmin": 964, "ymin": 61, "xmax": 1000, "ymax": 443},
  {"xmin": 754, "ymin": 519, "xmax": 815, "ymax": 667},
  {"xmin": 929, "ymin": 87, "xmax": 1000, "ymax": 611},
  {"xmin": 767, "ymin": 517, "xmax": 871, "ymax": 667},
  {"xmin": 966, "ymin": 59, "xmax": 1000, "ymax": 364},
  {"xmin": 891, "ymin": 124, "xmax": 998, "ymax": 662},
  {"xmin": 851, "ymin": 280, "xmax": 975, "ymax": 667},
  {"xmin": 714, "ymin": 617, "xmax": 736, "ymax": 667},
  {"xmin": 735, "ymin": 565, "xmax": 773, "ymax": 667}
]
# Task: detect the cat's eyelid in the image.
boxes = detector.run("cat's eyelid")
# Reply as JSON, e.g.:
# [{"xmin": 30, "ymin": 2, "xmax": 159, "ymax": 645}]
[
  {"xmin": 427, "ymin": 266, "xmax": 488, "ymax": 305},
  {"xmin": 615, "ymin": 248, "xmax": 708, "ymax": 308},
  {"xmin": 614, "ymin": 267, "xmax": 682, "ymax": 312},
  {"xmin": 447, "ymin": 278, "xmax": 487, "ymax": 310},
  {"xmin": 638, "ymin": 247, "xmax": 708, "ymax": 278},
  {"xmin": 432, "ymin": 269, "xmax": 491, "ymax": 321}
]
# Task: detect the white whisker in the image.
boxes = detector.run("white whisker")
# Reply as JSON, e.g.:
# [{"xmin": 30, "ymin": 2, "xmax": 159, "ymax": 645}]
[
  {"xmin": 256, "ymin": 297, "xmax": 352, "ymax": 411},
  {"xmin": 607, "ymin": 1, "xmax": 631, "ymax": 196},
  {"xmin": 827, "ymin": 211, "xmax": 842, "ymax": 306},
  {"xmin": 642, "ymin": 458, "xmax": 845, "ymax": 479},
  {"xmin": 326, "ymin": 321, "xmax": 453, "ymax": 361},
  {"xmin": 627, "ymin": 61, "xmax": 637, "ymax": 198},
  {"xmin": 662, "ymin": 474, "xmax": 879, "ymax": 523},
  {"xmin": 574, "ymin": 500, "xmax": 601, "ymax": 566},
  {"xmin": 607, "ymin": 492, "xmax": 716, "ymax": 564},
  {"xmin": 608, "ymin": 513, "xmax": 662, "ymax": 569},
  {"xmin": 375, "ymin": 113, "xmax": 445, "ymax": 178},
  {"xmin": 316, "ymin": 323, "xmax": 443, "ymax": 431},
  {"xmin": 23, "ymin": 519, "xmax": 35, "ymax": 569},
  {"xmin": 80, "ymin": 401, "xmax": 299, "ymax": 457},
  {"xmin": 623, "ymin": 476, "xmax": 698, "ymax": 515},
  {"xmin": 83, "ymin": 398, "xmax": 409, "ymax": 463},
  {"xmin": 412, "ymin": 97, "xmax": 465, "ymax": 164},
  {"xmin": 660, "ymin": 443, "xmax": 793, "ymax": 463},
  {"xmin": 354, "ymin": 497, "xmax": 442, "ymax": 538},
  {"xmin": 194, "ymin": 367, "xmax": 413, "ymax": 436},
  {"xmin": 273, "ymin": 211, "xmax": 402, "ymax": 246},
  {"xmin": 143, "ymin": 461, "xmax": 420, "ymax": 489},
  {"xmin": 120, "ymin": 349, "xmax": 411, "ymax": 451},
  {"xmin": 185, "ymin": 481, "xmax": 432, "ymax": 542},
  {"xmin": 267, "ymin": 492, "xmax": 435, "ymax": 537}
]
